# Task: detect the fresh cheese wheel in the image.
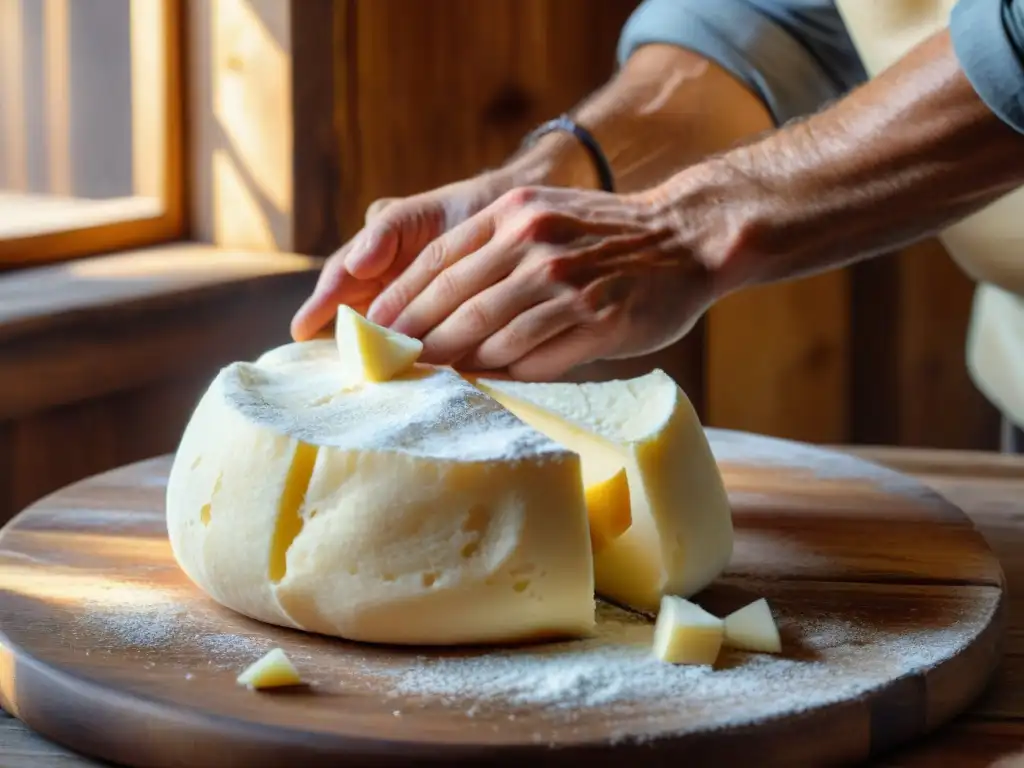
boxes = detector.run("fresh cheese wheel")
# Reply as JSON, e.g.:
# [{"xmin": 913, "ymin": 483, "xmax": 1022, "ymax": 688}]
[
  {"xmin": 166, "ymin": 356, "xmax": 596, "ymax": 645},
  {"xmin": 473, "ymin": 372, "xmax": 733, "ymax": 613}
]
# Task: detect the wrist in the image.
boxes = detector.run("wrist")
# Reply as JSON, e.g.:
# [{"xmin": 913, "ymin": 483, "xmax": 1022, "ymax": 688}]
[
  {"xmin": 640, "ymin": 156, "xmax": 774, "ymax": 293},
  {"xmin": 499, "ymin": 132, "xmax": 603, "ymax": 190}
]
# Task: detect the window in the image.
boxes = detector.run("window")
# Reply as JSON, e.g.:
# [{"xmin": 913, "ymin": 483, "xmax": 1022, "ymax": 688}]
[{"xmin": 0, "ymin": 0, "xmax": 182, "ymax": 266}]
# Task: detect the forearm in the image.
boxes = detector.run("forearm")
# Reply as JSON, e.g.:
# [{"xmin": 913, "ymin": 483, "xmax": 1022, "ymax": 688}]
[
  {"xmin": 675, "ymin": 29, "xmax": 1024, "ymax": 290},
  {"xmin": 501, "ymin": 44, "xmax": 774, "ymax": 194}
]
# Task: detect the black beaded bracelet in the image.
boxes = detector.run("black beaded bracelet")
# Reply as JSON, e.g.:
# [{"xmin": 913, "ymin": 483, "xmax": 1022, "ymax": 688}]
[{"xmin": 520, "ymin": 114, "xmax": 615, "ymax": 193}]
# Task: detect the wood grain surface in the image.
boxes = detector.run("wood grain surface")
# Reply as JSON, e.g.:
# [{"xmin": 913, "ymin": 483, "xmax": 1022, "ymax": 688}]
[{"xmin": 0, "ymin": 430, "xmax": 1006, "ymax": 767}]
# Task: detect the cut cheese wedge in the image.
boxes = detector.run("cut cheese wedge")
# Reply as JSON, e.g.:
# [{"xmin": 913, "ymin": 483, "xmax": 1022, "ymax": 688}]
[
  {"xmin": 652, "ymin": 595, "xmax": 724, "ymax": 665},
  {"xmin": 473, "ymin": 371, "xmax": 733, "ymax": 613},
  {"xmin": 237, "ymin": 648, "xmax": 303, "ymax": 690},
  {"xmin": 166, "ymin": 356, "xmax": 595, "ymax": 645},
  {"xmin": 584, "ymin": 467, "xmax": 631, "ymax": 552},
  {"xmin": 723, "ymin": 598, "xmax": 782, "ymax": 654},
  {"xmin": 335, "ymin": 304, "xmax": 423, "ymax": 384}
]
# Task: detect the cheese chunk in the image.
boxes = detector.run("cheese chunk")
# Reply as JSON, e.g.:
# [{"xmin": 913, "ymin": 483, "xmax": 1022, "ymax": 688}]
[
  {"xmin": 723, "ymin": 598, "xmax": 782, "ymax": 654},
  {"xmin": 237, "ymin": 648, "xmax": 302, "ymax": 690},
  {"xmin": 335, "ymin": 304, "xmax": 423, "ymax": 384},
  {"xmin": 584, "ymin": 467, "xmax": 631, "ymax": 552},
  {"xmin": 652, "ymin": 595, "xmax": 724, "ymax": 665},
  {"xmin": 166, "ymin": 352, "xmax": 595, "ymax": 645},
  {"xmin": 473, "ymin": 371, "xmax": 733, "ymax": 613}
]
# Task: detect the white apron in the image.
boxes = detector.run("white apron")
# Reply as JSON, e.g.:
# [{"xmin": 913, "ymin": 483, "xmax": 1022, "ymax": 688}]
[{"xmin": 835, "ymin": 0, "xmax": 1024, "ymax": 430}]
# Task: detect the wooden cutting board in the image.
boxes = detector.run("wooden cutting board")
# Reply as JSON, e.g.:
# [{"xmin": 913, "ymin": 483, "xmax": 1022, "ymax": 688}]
[{"xmin": 0, "ymin": 429, "xmax": 1005, "ymax": 768}]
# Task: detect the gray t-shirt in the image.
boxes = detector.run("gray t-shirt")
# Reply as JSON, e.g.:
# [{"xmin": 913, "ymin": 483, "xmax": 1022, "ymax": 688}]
[{"xmin": 616, "ymin": 0, "xmax": 1024, "ymax": 134}]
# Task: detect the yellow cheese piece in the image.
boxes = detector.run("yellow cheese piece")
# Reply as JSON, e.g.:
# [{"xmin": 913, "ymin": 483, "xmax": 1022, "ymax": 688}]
[
  {"xmin": 335, "ymin": 304, "xmax": 423, "ymax": 384},
  {"xmin": 652, "ymin": 595, "xmax": 724, "ymax": 665},
  {"xmin": 584, "ymin": 467, "xmax": 631, "ymax": 552},
  {"xmin": 723, "ymin": 598, "xmax": 782, "ymax": 654},
  {"xmin": 237, "ymin": 648, "xmax": 303, "ymax": 689},
  {"xmin": 473, "ymin": 371, "xmax": 733, "ymax": 613},
  {"xmin": 166, "ymin": 348, "xmax": 595, "ymax": 646}
]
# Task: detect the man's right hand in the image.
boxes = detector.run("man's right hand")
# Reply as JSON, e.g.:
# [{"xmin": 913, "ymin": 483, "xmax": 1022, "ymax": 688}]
[{"xmin": 290, "ymin": 172, "xmax": 516, "ymax": 341}]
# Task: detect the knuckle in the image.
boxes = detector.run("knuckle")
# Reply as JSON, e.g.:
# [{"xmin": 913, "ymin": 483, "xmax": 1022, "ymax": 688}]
[
  {"xmin": 500, "ymin": 186, "xmax": 539, "ymax": 210},
  {"xmin": 569, "ymin": 289, "xmax": 600, "ymax": 318},
  {"xmin": 512, "ymin": 207, "xmax": 555, "ymax": 242},
  {"xmin": 432, "ymin": 265, "xmax": 463, "ymax": 301},
  {"xmin": 521, "ymin": 248, "xmax": 567, "ymax": 285},
  {"xmin": 365, "ymin": 197, "xmax": 396, "ymax": 223},
  {"xmin": 457, "ymin": 299, "xmax": 492, "ymax": 336},
  {"xmin": 419, "ymin": 241, "xmax": 450, "ymax": 274}
]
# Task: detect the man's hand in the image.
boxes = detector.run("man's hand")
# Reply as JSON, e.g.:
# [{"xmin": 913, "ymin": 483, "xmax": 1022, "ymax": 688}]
[
  {"xmin": 290, "ymin": 173, "xmax": 515, "ymax": 341},
  {"xmin": 364, "ymin": 184, "xmax": 732, "ymax": 381}
]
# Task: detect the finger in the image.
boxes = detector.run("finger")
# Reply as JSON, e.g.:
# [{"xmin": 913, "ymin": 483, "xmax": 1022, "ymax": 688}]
[
  {"xmin": 291, "ymin": 241, "xmax": 355, "ymax": 340},
  {"xmin": 347, "ymin": 199, "xmax": 448, "ymax": 280},
  {"xmin": 366, "ymin": 209, "xmax": 499, "ymax": 328},
  {"xmin": 456, "ymin": 292, "xmax": 592, "ymax": 371},
  {"xmin": 416, "ymin": 264, "xmax": 557, "ymax": 364},
  {"xmin": 506, "ymin": 307, "xmax": 622, "ymax": 381},
  {"xmin": 343, "ymin": 219, "xmax": 402, "ymax": 279},
  {"xmin": 291, "ymin": 226, "xmax": 408, "ymax": 341},
  {"xmin": 388, "ymin": 233, "xmax": 533, "ymax": 341},
  {"xmin": 291, "ymin": 270, "xmax": 382, "ymax": 341}
]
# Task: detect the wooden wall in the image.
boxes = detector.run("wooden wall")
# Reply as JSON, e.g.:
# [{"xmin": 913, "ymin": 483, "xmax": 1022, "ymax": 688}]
[{"xmin": 328, "ymin": 0, "xmax": 1000, "ymax": 451}]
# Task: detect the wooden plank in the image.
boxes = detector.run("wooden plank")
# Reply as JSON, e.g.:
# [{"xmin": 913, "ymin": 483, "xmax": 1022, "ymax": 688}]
[
  {"xmin": 130, "ymin": 0, "xmax": 168, "ymax": 200},
  {"xmin": 290, "ymin": 0, "xmax": 342, "ymax": 257},
  {"xmin": 0, "ymin": 0, "xmax": 27, "ymax": 191},
  {"xmin": 850, "ymin": 240, "xmax": 1000, "ymax": 450},
  {"xmin": 707, "ymin": 272, "xmax": 851, "ymax": 443},
  {"xmin": 0, "ymin": 244, "xmax": 320, "ymax": 422},
  {"xmin": 3, "ymin": 373, "xmax": 209, "ymax": 523},
  {"xmin": 334, "ymin": 0, "xmax": 637, "ymax": 237},
  {"xmin": 187, "ymin": 0, "xmax": 294, "ymax": 250},
  {"xmin": 874, "ymin": 719, "xmax": 1024, "ymax": 767},
  {"xmin": 0, "ymin": 714, "xmax": 106, "ymax": 767},
  {"xmin": 42, "ymin": 0, "xmax": 70, "ymax": 196}
]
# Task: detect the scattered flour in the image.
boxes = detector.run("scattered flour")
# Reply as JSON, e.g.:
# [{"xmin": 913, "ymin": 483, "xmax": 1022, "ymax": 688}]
[
  {"xmin": 709, "ymin": 428, "xmax": 924, "ymax": 495},
  {"xmin": 71, "ymin": 590, "xmax": 273, "ymax": 669},
  {"xmin": 55, "ymin": 588, "xmax": 992, "ymax": 737},
  {"xmin": 360, "ymin": 599, "xmax": 985, "ymax": 731}
]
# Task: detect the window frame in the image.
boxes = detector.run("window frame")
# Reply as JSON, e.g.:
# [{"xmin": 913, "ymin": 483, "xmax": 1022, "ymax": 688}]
[{"xmin": 0, "ymin": 0, "xmax": 184, "ymax": 268}]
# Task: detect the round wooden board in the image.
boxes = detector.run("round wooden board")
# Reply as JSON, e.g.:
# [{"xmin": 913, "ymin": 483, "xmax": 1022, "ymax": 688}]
[{"xmin": 0, "ymin": 429, "xmax": 1005, "ymax": 768}]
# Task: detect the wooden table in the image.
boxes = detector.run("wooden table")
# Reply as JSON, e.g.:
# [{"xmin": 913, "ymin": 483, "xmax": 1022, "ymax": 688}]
[{"xmin": 2, "ymin": 445, "xmax": 1023, "ymax": 768}]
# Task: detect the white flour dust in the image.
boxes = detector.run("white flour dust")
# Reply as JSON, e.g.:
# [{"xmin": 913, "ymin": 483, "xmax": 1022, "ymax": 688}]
[
  {"xmin": 70, "ymin": 589, "xmax": 273, "ymax": 669},
  {"xmin": 357, "ymin": 599, "xmax": 984, "ymax": 728}
]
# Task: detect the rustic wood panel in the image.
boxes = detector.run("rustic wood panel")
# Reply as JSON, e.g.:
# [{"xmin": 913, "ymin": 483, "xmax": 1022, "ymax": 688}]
[
  {"xmin": 851, "ymin": 239, "xmax": 1000, "ymax": 450},
  {"xmin": 333, "ymin": 0, "xmax": 637, "ymax": 239},
  {"xmin": 1, "ymin": 373, "xmax": 207, "ymax": 524},
  {"xmin": 0, "ymin": 244, "xmax": 319, "ymax": 422},
  {"xmin": 707, "ymin": 272, "xmax": 851, "ymax": 444}
]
